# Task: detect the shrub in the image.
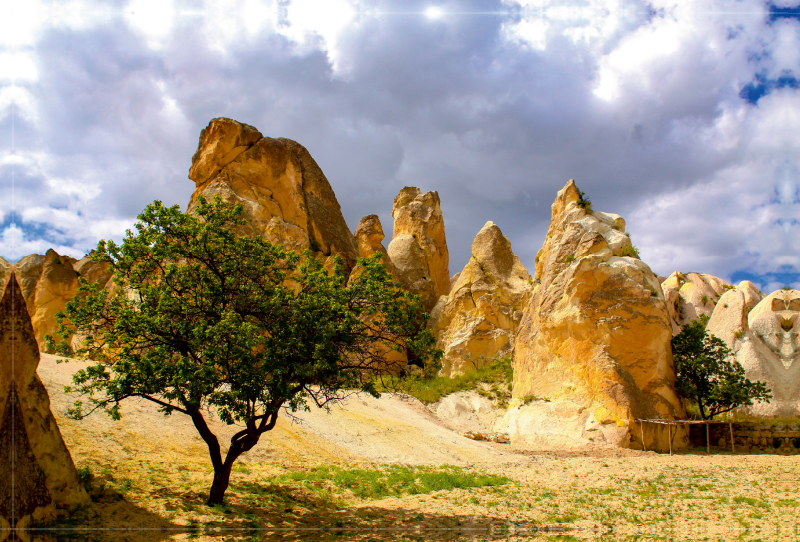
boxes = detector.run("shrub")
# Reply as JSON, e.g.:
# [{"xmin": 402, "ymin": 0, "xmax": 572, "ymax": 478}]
[
  {"xmin": 576, "ymin": 190, "xmax": 593, "ymax": 213},
  {"xmin": 620, "ymin": 245, "xmax": 640, "ymax": 259}
]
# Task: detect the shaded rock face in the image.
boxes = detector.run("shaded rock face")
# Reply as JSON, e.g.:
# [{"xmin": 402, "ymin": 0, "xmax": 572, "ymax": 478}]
[
  {"xmin": 661, "ymin": 272, "xmax": 733, "ymax": 334},
  {"xmin": 512, "ymin": 180, "xmax": 685, "ymax": 452},
  {"xmin": 386, "ymin": 187, "xmax": 450, "ymax": 311},
  {"xmin": 188, "ymin": 118, "xmax": 359, "ymax": 272},
  {"xmin": 707, "ymin": 289, "xmax": 800, "ymax": 416},
  {"xmin": 432, "ymin": 222, "xmax": 532, "ymax": 376},
  {"xmin": 0, "ymin": 274, "xmax": 89, "ymax": 530}
]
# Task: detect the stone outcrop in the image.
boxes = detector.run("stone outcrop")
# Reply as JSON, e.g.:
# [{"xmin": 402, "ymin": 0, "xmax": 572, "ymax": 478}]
[
  {"xmin": 14, "ymin": 250, "xmax": 80, "ymax": 352},
  {"xmin": 0, "ymin": 257, "xmax": 10, "ymax": 293},
  {"xmin": 0, "ymin": 274, "xmax": 90, "ymax": 531},
  {"xmin": 386, "ymin": 187, "xmax": 450, "ymax": 311},
  {"xmin": 353, "ymin": 215, "xmax": 399, "ymax": 280},
  {"xmin": 661, "ymin": 272, "xmax": 733, "ymax": 334},
  {"xmin": 707, "ymin": 288, "xmax": 800, "ymax": 417},
  {"xmin": 512, "ymin": 180, "xmax": 685, "ymax": 452},
  {"xmin": 432, "ymin": 221, "xmax": 532, "ymax": 376},
  {"xmin": 188, "ymin": 117, "xmax": 359, "ymax": 272}
]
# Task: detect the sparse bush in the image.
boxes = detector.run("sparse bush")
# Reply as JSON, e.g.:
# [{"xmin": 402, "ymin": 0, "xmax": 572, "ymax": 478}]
[
  {"xmin": 564, "ymin": 255, "xmax": 575, "ymax": 264},
  {"xmin": 576, "ymin": 190, "xmax": 593, "ymax": 213},
  {"xmin": 620, "ymin": 245, "xmax": 640, "ymax": 259},
  {"xmin": 393, "ymin": 355, "xmax": 513, "ymax": 405},
  {"xmin": 702, "ymin": 295, "xmax": 709, "ymax": 305}
]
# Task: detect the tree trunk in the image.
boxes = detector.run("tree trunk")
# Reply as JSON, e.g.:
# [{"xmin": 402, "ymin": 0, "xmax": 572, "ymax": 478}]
[{"xmin": 208, "ymin": 459, "xmax": 236, "ymax": 505}]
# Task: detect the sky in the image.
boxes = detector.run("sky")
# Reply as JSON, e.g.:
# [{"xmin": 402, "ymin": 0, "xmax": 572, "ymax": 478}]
[{"xmin": 1, "ymin": 0, "xmax": 799, "ymax": 293}]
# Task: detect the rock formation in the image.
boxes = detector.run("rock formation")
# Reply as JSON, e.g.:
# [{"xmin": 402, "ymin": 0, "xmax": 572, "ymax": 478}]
[
  {"xmin": 13, "ymin": 250, "xmax": 80, "ymax": 352},
  {"xmin": 707, "ymin": 288, "xmax": 800, "ymax": 416},
  {"xmin": 188, "ymin": 117, "xmax": 359, "ymax": 273},
  {"xmin": 353, "ymin": 215, "xmax": 400, "ymax": 280},
  {"xmin": 432, "ymin": 221, "xmax": 532, "ymax": 376},
  {"xmin": 511, "ymin": 180, "xmax": 686, "ymax": 451},
  {"xmin": 0, "ymin": 273, "xmax": 90, "ymax": 532},
  {"xmin": 661, "ymin": 272, "xmax": 734, "ymax": 334},
  {"xmin": 386, "ymin": 187, "xmax": 450, "ymax": 311},
  {"xmin": 0, "ymin": 257, "xmax": 10, "ymax": 293}
]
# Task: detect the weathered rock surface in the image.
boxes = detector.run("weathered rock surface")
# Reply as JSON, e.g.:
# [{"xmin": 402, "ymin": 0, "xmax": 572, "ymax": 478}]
[
  {"xmin": 0, "ymin": 274, "xmax": 89, "ymax": 531},
  {"xmin": 189, "ymin": 117, "xmax": 359, "ymax": 272},
  {"xmin": 0, "ymin": 257, "xmax": 10, "ymax": 293},
  {"xmin": 387, "ymin": 187, "xmax": 450, "ymax": 311},
  {"xmin": 432, "ymin": 221, "xmax": 532, "ymax": 376},
  {"xmin": 661, "ymin": 272, "xmax": 733, "ymax": 334},
  {"xmin": 708, "ymin": 288, "xmax": 800, "ymax": 416},
  {"xmin": 353, "ymin": 215, "xmax": 399, "ymax": 280},
  {"xmin": 13, "ymin": 250, "xmax": 80, "ymax": 352},
  {"xmin": 512, "ymin": 180, "xmax": 686, "ymax": 452}
]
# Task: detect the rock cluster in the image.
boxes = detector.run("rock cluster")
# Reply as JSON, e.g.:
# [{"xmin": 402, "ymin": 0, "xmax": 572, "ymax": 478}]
[
  {"xmin": 386, "ymin": 187, "xmax": 450, "ymax": 311},
  {"xmin": 511, "ymin": 180, "xmax": 686, "ymax": 451},
  {"xmin": 707, "ymin": 289, "xmax": 800, "ymax": 416},
  {"xmin": 0, "ymin": 274, "xmax": 89, "ymax": 531},
  {"xmin": 432, "ymin": 221, "xmax": 531, "ymax": 376},
  {"xmin": 189, "ymin": 117, "xmax": 359, "ymax": 273}
]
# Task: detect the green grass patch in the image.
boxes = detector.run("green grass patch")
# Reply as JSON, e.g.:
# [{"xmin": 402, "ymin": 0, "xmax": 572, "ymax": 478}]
[
  {"xmin": 273, "ymin": 465, "xmax": 509, "ymax": 500},
  {"xmin": 390, "ymin": 355, "xmax": 513, "ymax": 405}
]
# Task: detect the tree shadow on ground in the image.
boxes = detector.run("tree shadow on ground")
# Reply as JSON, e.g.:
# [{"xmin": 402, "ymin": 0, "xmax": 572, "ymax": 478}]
[{"xmin": 28, "ymin": 480, "xmax": 594, "ymax": 542}]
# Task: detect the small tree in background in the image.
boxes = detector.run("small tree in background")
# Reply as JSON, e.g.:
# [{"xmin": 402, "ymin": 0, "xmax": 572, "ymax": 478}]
[
  {"xmin": 49, "ymin": 197, "xmax": 440, "ymax": 505},
  {"xmin": 671, "ymin": 320, "xmax": 771, "ymax": 420}
]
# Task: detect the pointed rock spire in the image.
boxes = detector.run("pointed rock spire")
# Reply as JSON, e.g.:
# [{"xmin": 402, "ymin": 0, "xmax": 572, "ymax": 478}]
[{"xmin": 0, "ymin": 273, "xmax": 89, "ymax": 530}]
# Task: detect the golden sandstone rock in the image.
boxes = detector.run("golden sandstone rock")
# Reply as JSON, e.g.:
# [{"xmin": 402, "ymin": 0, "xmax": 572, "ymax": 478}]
[
  {"xmin": 511, "ymin": 180, "xmax": 686, "ymax": 451},
  {"xmin": 13, "ymin": 250, "xmax": 80, "ymax": 353},
  {"xmin": 0, "ymin": 274, "xmax": 89, "ymax": 532},
  {"xmin": 353, "ymin": 214, "xmax": 400, "ymax": 281},
  {"xmin": 386, "ymin": 187, "xmax": 450, "ymax": 311},
  {"xmin": 188, "ymin": 117, "xmax": 359, "ymax": 273},
  {"xmin": 432, "ymin": 221, "xmax": 532, "ymax": 377}
]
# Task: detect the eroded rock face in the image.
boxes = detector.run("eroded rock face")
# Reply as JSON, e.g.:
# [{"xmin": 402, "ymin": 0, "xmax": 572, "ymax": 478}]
[
  {"xmin": 386, "ymin": 187, "xmax": 450, "ymax": 311},
  {"xmin": 189, "ymin": 118, "xmax": 359, "ymax": 272},
  {"xmin": 353, "ymin": 215, "xmax": 399, "ymax": 280},
  {"xmin": 432, "ymin": 221, "xmax": 532, "ymax": 376},
  {"xmin": 708, "ymin": 289, "xmax": 800, "ymax": 416},
  {"xmin": 512, "ymin": 180, "xmax": 685, "ymax": 452},
  {"xmin": 0, "ymin": 274, "xmax": 89, "ymax": 530},
  {"xmin": 13, "ymin": 250, "xmax": 80, "ymax": 352},
  {"xmin": 661, "ymin": 272, "xmax": 733, "ymax": 334},
  {"xmin": 0, "ymin": 257, "xmax": 10, "ymax": 292}
]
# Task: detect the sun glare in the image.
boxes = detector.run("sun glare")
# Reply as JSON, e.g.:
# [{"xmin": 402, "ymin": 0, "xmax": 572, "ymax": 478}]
[{"xmin": 425, "ymin": 6, "xmax": 444, "ymax": 19}]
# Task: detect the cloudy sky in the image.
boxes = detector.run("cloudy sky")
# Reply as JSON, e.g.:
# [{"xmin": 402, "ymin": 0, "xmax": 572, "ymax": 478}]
[{"xmin": 2, "ymin": 0, "xmax": 799, "ymax": 292}]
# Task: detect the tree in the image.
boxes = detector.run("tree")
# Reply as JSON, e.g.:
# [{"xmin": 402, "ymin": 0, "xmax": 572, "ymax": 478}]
[
  {"xmin": 49, "ymin": 197, "xmax": 440, "ymax": 505},
  {"xmin": 671, "ymin": 320, "xmax": 771, "ymax": 420}
]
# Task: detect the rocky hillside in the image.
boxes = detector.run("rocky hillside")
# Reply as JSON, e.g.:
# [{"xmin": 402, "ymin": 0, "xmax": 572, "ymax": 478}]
[{"xmin": 7, "ymin": 117, "xmax": 799, "ymax": 453}]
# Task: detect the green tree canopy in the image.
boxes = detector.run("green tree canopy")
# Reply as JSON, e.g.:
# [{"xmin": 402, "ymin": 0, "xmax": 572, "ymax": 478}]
[
  {"xmin": 50, "ymin": 197, "xmax": 440, "ymax": 504},
  {"xmin": 671, "ymin": 320, "xmax": 771, "ymax": 420}
]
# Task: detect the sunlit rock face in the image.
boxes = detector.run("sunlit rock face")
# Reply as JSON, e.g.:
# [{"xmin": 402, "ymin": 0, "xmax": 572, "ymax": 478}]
[
  {"xmin": 431, "ymin": 221, "xmax": 532, "ymax": 377},
  {"xmin": 661, "ymin": 272, "xmax": 733, "ymax": 334},
  {"xmin": 352, "ymin": 215, "xmax": 401, "ymax": 282},
  {"xmin": 708, "ymin": 289, "xmax": 800, "ymax": 416},
  {"xmin": 188, "ymin": 117, "xmax": 359, "ymax": 273},
  {"xmin": 511, "ymin": 180, "xmax": 686, "ymax": 452},
  {"xmin": 386, "ymin": 187, "xmax": 450, "ymax": 311}
]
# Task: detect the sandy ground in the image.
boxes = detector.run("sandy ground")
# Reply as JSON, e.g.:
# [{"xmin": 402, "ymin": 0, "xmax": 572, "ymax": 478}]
[{"xmin": 23, "ymin": 354, "xmax": 800, "ymax": 541}]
